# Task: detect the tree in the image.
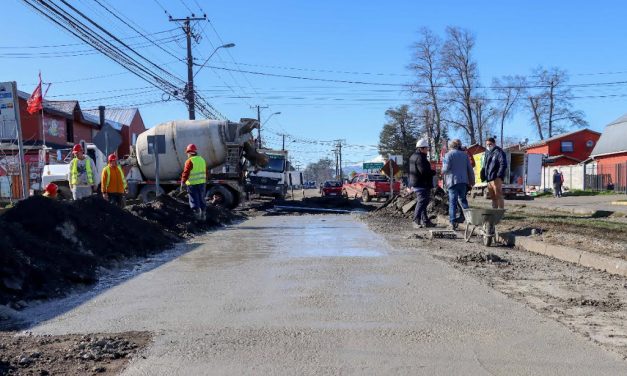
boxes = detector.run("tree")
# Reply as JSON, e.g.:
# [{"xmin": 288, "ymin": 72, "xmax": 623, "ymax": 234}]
[
  {"xmin": 409, "ymin": 27, "xmax": 446, "ymax": 157},
  {"xmin": 378, "ymin": 105, "xmax": 420, "ymax": 171},
  {"xmin": 492, "ymin": 75, "xmax": 526, "ymax": 146},
  {"xmin": 472, "ymin": 95, "xmax": 496, "ymax": 146},
  {"xmin": 526, "ymin": 67, "xmax": 587, "ymax": 139},
  {"xmin": 441, "ymin": 26, "xmax": 481, "ymax": 144},
  {"xmin": 303, "ymin": 158, "xmax": 334, "ymax": 184}
]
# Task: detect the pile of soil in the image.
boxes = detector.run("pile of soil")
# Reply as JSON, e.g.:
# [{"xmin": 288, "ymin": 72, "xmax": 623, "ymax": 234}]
[
  {"xmin": 127, "ymin": 195, "xmax": 243, "ymax": 238},
  {"xmin": 0, "ymin": 331, "xmax": 150, "ymax": 375},
  {"xmin": 373, "ymin": 187, "xmax": 450, "ymax": 219},
  {"xmin": 455, "ymin": 252, "xmax": 508, "ymax": 264},
  {"xmin": 0, "ymin": 196, "xmax": 173, "ymax": 306}
]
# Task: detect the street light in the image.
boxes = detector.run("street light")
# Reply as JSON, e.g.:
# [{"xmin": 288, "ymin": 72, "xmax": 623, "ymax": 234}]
[
  {"xmin": 194, "ymin": 43, "xmax": 235, "ymax": 78},
  {"xmin": 262, "ymin": 111, "xmax": 281, "ymax": 125}
]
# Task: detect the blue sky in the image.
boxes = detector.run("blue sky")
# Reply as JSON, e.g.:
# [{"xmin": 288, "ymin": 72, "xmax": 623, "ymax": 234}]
[{"xmin": 3, "ymin": 0, "xmax": 627, "ymax": 166}]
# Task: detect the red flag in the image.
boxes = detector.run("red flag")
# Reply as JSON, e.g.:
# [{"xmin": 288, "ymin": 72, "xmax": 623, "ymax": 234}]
[{"xmin": 27, "ymin": 73, "xmax": 43, "ymax": 115}]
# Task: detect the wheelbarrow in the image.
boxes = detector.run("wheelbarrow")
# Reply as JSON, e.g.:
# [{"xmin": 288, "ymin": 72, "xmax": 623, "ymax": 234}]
[{"xmin": 462, "ymin": 208, "xmax": 506, "ymax": 246}]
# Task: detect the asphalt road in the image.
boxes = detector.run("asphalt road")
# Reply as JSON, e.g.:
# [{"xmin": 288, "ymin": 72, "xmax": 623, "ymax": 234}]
[{"xmin": 25, "ymin": 214, "xmax": 626, "ymax": 375}]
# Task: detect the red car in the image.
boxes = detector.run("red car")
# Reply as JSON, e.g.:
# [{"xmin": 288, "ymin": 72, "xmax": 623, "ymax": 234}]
[
  {"xmin": 321, "ymin": 180, "xmax": 343, "ymax": 197},
  {"xmin": 342, "ymin": 173, "xmax": 401, "ymax": 202}
]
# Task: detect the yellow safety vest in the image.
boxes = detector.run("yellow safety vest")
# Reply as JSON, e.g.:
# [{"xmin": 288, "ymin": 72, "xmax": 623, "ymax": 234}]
[
  {"xmin": 70, "ymin": 157, "xmax": 94, "ymax": 185},
  {"xmin": 186, "ymin": 155, "xmax": 207, "ymax": 186},
  {"xmin": 103, "ymin": 165, "xmax": 127, "ymax": 191}
]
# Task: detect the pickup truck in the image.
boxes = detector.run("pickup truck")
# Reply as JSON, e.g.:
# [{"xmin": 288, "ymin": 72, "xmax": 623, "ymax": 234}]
[{"xmin": 342, "ymin": 173, "xmax": 401, "ymax": 202}]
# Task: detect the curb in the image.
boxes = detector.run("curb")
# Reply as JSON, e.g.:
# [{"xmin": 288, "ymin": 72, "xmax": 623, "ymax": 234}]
[
  {"xmin": 511, "ymin": 235, "xmax": 627, "ymax": 278},
  {"xmin": 612, "ymin": 201, "xmax": 627, "ymax": 206}
]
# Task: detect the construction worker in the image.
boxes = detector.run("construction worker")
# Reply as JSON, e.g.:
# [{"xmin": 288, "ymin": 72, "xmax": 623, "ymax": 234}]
[
  {"xmin": 409, "ymin": 138, "xmax": 436, "ymax": 229},
  {"xmin": 442, "ymin": 139, "xmax": 475, "ymax": 230},
  {"xmin": 42, "ymin": 183, "xmax": 58, "ymax": 199},
  {"xmin": 180, "ymin": 143, "xmax": 208, "ymax": 220},
  {"xmin": 101, "ymin": 154, "xmax": 127, "ymax": 207},
  {"xmin": 68, "ymin": 144, "xmax": 96, "ymax": 200}
]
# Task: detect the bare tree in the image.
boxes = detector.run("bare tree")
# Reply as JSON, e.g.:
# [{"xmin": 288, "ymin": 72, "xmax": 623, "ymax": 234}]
[
  {"xmin": 408, "ymin": 28, "xmax": 446, "ymax": 158},
  {"xmin": 441, "ymin": 26, "xmax": 480, "ymax": 144},
  {"xmin": 527, "ymin": 67, "xmax": 587, "ymax": 139},
  {"xmin": 492, "ymin": 75, "xmax": 526, "ymax": 146},
  {"xmin": 472, "ymin": 95, "xmax": 496, "ymax": 145}
]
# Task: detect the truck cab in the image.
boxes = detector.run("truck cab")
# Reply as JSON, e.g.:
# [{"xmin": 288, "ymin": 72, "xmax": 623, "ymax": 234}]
[{"xmin": 247, "ymin": 149, "xmax": 289, "ymax": 199}]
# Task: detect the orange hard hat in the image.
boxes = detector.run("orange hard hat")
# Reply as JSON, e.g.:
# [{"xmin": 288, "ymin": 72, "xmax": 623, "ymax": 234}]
[
  {"xmin": 186, "ymin": 144, "xmax": 197, "ymax": 153},
  {"xmin": 72, "ymin": 144, "xmax": 83, "ymax": 154},
  {"xmin": 108, "ymin": 154, "xmax": 117, "ymax": 162},
  {"xmin": 45, "ymin": 183, "xmax": 58, "ymax": 194}
]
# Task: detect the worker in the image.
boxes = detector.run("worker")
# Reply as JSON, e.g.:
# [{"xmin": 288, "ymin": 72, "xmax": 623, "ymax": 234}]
[
  {"xmin": 408, "ymin": 138, "xmax": 436, "ymax": 229},
  {"xmin": 68, "ymin": 144, "xmax": 96, "ymax": 200},
  {"xmin": 101, "ymin": 154, "xmax": 127, "ymax": 207},
  {"xmin": 442, "ymin": 139, "xmax": 475, "ymax": 230},
  {"xmin": 42, "ymin": 183, "xmax": 58, "ymax": 199},
  {"xmin": 180, "ymin": 143, "xmax": 208, "ymax": 220},
  {"xmin": 482, "ymin": 137, "xmax": 507, "ymax": 209}
]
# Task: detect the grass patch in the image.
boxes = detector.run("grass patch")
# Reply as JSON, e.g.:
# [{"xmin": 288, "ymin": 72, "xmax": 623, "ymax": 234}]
[{"xmin": 563, "ymin": 189, "xmax": 617, "ymax": 197}]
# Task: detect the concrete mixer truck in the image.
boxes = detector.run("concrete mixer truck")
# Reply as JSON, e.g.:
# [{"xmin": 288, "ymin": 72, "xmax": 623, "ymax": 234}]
[
  {"xmin": 42, "ymin": 118, "xmax": 268, "ymax": 208},
  {"xmin": 124, "ymin": 118, "xmax": 267, "ymax": 208}
]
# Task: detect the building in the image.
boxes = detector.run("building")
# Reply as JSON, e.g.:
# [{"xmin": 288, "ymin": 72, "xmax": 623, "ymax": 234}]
[
  {"xmin": 523, "ymin": 128, "xmax": 601, "ymax": 166},
  {"xmin": 587, "ymin": 115, "xmax": 627, "ymax": 192},
  {"xmin": 83, "ymin": 108, "xmax": 146, "ymax": 157}
]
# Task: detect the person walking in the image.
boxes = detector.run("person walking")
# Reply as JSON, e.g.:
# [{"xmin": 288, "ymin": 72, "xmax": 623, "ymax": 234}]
[
  {"xmin": 180, "ymin": 144, "xmax": 208, "ymax": 220},
  {"xmin": 482, "ymin": 137, "xmax": 507, "ymax": 209},
  {"xmin": 408, "ymin": 139, "xmax": 436, "ymax": 228},
  {"xmin": 101, "ymin": 154, "xmax": 127, "ymax": 207},
  {"xmin": 42, "ymin": 183, "xmax": 58, "ymax": 199},
  {"xmin": 553, "ymin": 169, "xmax": 563, "ymax": 198},
  {"xmin": 68, "ymin": 144, "xmax": 96, "ymax": 200},
  {"xmin": 442, "ymin": 139, "xmax": 475, "ymax": 230}
]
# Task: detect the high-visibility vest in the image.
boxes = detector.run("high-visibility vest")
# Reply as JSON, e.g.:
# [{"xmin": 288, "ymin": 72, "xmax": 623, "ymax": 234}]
[
  {"xmin": 102, "ymin": 165, "xmax": 127, "ymax": 191},
  {"xmin": 70, "ymin": 157, "xmax": 94, "ymax": 185},
  {"xmin": 186, "ymin": 155, "xmax": 207, "ymax": 186}
]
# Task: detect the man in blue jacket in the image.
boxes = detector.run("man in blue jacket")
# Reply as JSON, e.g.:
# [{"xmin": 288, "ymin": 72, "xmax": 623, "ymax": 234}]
[
  {"xmin": 442, "ymin": 139, "xmax": 475, "ymax": 230},
  {"xmin": 483, "ymin": 137, "xmax": 507, "ymax": 209}
]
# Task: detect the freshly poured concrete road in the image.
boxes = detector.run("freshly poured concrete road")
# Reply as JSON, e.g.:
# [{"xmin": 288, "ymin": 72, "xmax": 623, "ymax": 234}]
[{"xmin": 26, "ymin": 215, "xmax": 625, "ymax": 375}]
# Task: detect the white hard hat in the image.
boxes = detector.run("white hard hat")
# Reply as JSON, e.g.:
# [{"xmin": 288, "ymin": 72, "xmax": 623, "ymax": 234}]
[{"xmin": 416, "ymin": 139, "xmax": 429, "ymax": 148}]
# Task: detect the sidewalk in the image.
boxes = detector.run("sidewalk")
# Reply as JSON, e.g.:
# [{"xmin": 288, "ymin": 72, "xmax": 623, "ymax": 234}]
[{"xmin": 472, "ymin": 194, "xmax": 627, "ymax": 216}]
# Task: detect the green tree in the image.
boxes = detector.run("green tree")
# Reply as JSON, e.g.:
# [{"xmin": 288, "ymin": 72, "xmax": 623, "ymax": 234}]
[{"xmin": 378, "ymin": 105, "xmax": 420, "ymax": 171}]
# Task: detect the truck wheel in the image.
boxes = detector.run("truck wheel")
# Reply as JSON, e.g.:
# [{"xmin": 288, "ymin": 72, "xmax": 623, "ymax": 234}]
[
  {"xmin": 139, "ymin": 185, "xmax": 165, "ymax": 203},
  {"xmin": 207, "ymin": 185, "xmax": 235, "ymax": 209},
  {"xmin": 362, "ymin": 189, "xmax": 371, "ymax": 202}
]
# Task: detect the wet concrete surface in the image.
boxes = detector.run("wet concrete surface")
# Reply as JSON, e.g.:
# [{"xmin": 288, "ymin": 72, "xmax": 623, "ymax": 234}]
[{"xmin": 21, "ymin": 215, "xmax": 627, "ymax": 375}]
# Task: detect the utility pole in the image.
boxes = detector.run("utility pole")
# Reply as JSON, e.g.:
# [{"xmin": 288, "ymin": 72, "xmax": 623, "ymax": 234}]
[
  {"xmin": 250, "ymin": 105, "xmax": 268, "ymax": 148},
  {"xmin": 334, "ymin": 140, "xmax": 345, "ymax": 182},
  {"xmin": 170, "ymin": 15, "xmax": 206, "ymax": 120}
]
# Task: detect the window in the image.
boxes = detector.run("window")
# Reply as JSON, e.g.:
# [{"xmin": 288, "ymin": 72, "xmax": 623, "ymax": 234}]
[
  {"xmin": 586, "ymin": 140, "xmax": 594, "ymax": 148},
  {"xmin": 560, "ymin": 141, "xmax": 574, "ymax": 153}
]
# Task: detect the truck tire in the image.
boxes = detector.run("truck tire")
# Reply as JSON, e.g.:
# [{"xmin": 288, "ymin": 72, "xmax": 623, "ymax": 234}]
[
  {"xmin": 362, "ymin": 189, "xmax": 371, "ymax": 202},
  {"xmin": 139, "ymin": 185, "xmax": 165, "ymax": 203},
  {"xmin": 207, "ymin": 185, "xmax": 235, "ymax": 209}
]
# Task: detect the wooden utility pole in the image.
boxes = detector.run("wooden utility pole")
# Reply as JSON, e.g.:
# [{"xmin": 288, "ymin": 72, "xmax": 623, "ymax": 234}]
[
  {"xmin": 250, "ymin": 105, "xmax": 268, "ymax": 148},
  {"xmin": 169, "ymin": 15, "xmax": 206, "ymax": 120}
]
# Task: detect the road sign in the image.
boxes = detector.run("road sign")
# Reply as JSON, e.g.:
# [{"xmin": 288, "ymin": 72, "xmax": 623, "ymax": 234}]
[
  {"xmin": 93, "ymin": 124, "xmax": 122, "ymax": 156},
  {"xmin": 363, "ymin": 162, "xmax": 384, "ymax": 170},
  {"xmin": 389, "ymin": 155, "xmax": 403, "ymax": 165},
  {"xmin": 147, "ymin": 135, "xmax": 166, "ymax": 154}
]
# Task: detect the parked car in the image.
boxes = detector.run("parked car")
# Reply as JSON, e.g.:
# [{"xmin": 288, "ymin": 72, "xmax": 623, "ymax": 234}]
[
  {"xmin": 342, "ymin": 173, "xmax": 401, "ymax": 202},
  {"xmin": 321, "ymin": 180, "xmax": 343, "ymax": 197}
]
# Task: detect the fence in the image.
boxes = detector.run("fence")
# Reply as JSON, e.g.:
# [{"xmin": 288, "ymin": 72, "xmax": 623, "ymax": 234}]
[
  {"xmin": 539, "ymin": 164, "xmax": 585, "ymax": 192},
  {"xmin": 585, "ymin": 162, "xmax": 627, "ymax": 193}
]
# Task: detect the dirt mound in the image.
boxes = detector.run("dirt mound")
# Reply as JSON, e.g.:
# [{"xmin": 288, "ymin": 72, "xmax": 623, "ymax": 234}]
[
  {"xmin": 455, "ymin": 252, "xmax": 508, "ymax": 264},
  {"xmin": 0, "ymin": 196, "xmax": 173, "ymax": 307},
  {"xmin": 127, "ymin": 195, "xmax": 242, "ymax": 238},
  {"xmin": 373, "ymin": 187, "xmax": 450, "ymax": 219}
]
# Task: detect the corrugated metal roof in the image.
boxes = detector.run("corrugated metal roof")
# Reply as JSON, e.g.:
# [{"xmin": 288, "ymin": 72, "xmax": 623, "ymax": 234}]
[
  {"xmin": 81, "ymin": 111, "xmax": 123, "ymax": 131},
  {"xmin": 591, "ymin": 116, "xmax": 627, "ymax": 158},
  {"xmin": 523, "ymin": 128, "xmax": 601, "ymax": 150},
  {"xmin": 84, "ymin": 108, "xmax": 137, "ymax": 126}
]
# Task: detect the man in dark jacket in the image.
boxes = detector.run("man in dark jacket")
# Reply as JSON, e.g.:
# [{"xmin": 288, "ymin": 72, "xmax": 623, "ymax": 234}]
[
  {"xmin": 409, "ymin": 139, "xmax": 436, "ymax": 228},
  {"xmin": 483, "ymin": 137, "xmax": 507, "ymax": 209}
]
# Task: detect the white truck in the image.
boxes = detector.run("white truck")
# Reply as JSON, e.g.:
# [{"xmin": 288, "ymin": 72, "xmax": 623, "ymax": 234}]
[
  {"xmin": 42, "ymin": 118, "xmax": 268, "ymax": 208},
  {"xmin": 471, "ymin": 151, "xmax": 543, "ymax": 199},
  {"xmin": 247, "ymin": 149, "xmax": 303, "ymax": 199}
]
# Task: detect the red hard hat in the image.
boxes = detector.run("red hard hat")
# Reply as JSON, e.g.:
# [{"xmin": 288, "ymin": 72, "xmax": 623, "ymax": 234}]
[
  {"xmin": 45, "ymin": 183, "xmax": 58, "ymax": 194},
  {"xmin": 186, "ymin": 144, "xmax": 197, "ymax": 153},
  {"xmin": 108, "ymin": 154, "xmax": 117, "ymax": 162},
  {"xmin": 72, "ymin": 144, "xmax": 82, "ymax": 153}
]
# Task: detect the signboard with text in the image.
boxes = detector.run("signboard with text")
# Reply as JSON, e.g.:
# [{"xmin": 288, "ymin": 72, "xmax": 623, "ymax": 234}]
[
  {"xmin": 0, "ymin": 81, "xmax": 18, "ymax": 140},
  {"xmin": 363, "ymin": 162, "xmax": 384, "ymax": 170}
]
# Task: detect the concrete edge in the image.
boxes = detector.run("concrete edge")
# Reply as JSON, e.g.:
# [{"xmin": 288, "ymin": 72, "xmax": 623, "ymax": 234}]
[
  {"xmin": 510, "ymin": 235, "xmax": 627, "ymax": 278},
  {"xmin": 611, "ymin": 201, "xmax": 627, "ymax": 206}
]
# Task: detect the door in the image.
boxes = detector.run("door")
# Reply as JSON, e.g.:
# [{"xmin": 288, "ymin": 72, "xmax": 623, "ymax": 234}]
[{"xmin": 525, "ymin": 153, "xmax": 543, "ymax": 186}]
